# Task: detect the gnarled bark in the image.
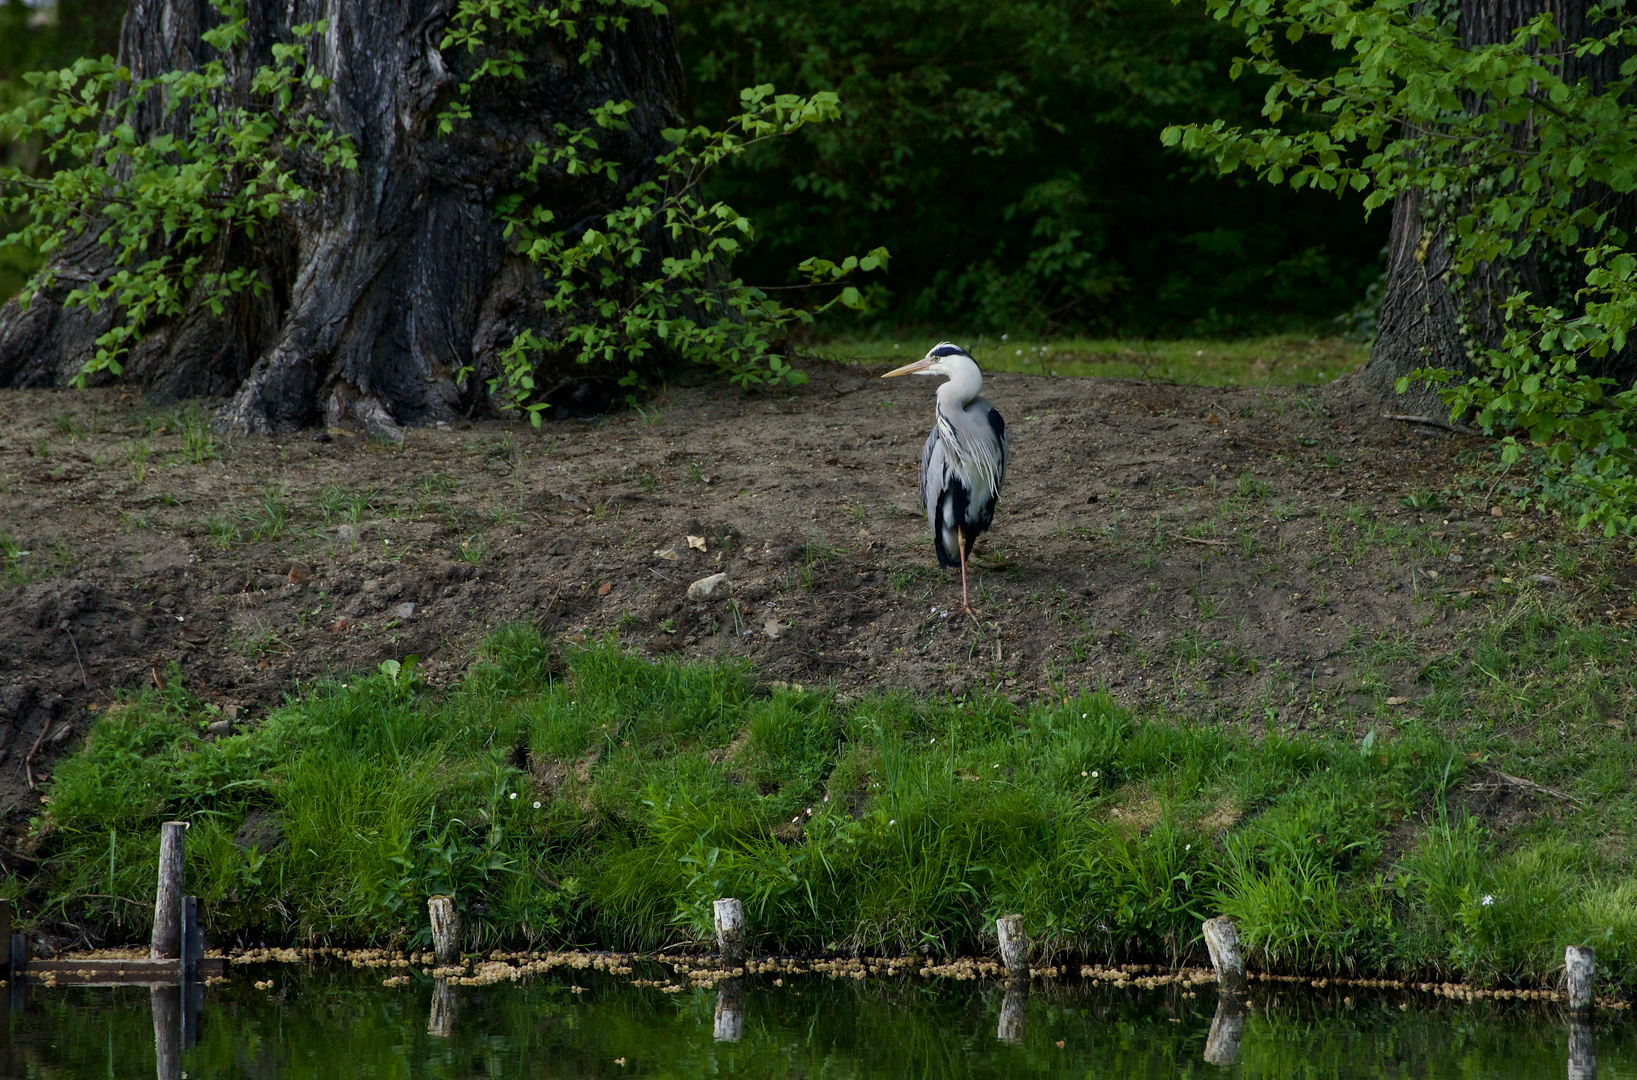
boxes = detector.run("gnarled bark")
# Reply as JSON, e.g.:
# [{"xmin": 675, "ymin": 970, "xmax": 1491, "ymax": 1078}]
[
  {"xmin": 0, "ymin": 0, "xmax": 684, "ymax": 435},
  {"xmin": 1365, "ymin": 0, "xmax": 1637, "ymax": 406}
]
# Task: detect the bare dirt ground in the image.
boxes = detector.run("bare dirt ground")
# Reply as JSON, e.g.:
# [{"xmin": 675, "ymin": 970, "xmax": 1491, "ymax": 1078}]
[{"xmin": 0, "ymin": 363, "xmax": 1588, "ymax": 824}]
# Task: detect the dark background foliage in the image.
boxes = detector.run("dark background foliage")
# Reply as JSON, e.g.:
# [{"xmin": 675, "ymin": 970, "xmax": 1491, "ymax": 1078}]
[
  {"xmin": 0, "ymin": 0, "xmax": 1385, "ymax": 338},
  {"xmin": 670, "ymin": 0, "xmax": 1387, "ymax": 337}
]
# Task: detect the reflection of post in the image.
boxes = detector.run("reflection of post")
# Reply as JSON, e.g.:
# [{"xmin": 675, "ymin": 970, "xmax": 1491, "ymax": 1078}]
[
  {"xmin": 427, "ymin": 977, "xmax": 458, "ymax": 1038},
  {"xmin": 1204, "ymin": 995, "xmax": 1246, "ymax": 1067},
  {"xmin": 152, "ymin": 985, "xmax": 181, "ymax": 1080},
  {"xmin": 997, "ymin": 981, "xmax": 1028, "ymax": 1045},
  {"xmin": 182, "ymin": 978, "xmax": 203, "ymax": 1049},
  {"xmin": 714, "ymin": 976, "xmax": 746, "ymax": 1042},
  {"xmin": 1568, "ymin": 1016, "xmax": 1596, "ymax": 1080}
]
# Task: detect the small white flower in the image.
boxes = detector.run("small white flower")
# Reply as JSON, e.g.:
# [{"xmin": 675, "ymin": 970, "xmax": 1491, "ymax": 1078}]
[
  {"xmin": 509, "ymin": 792, "xmax": 517, "ymax": 800},
  {"xmin": 1091, "ymin": 771, "xmax": 1099, "ymax": 778},
  {"xmin": 888, "ymin": 819, "xmax": 896, "ymax": 826},
  {"xmin": 1082, "ymin": 713, "xmax": 1087, "ymax": 718},
  {"xmin": 930, "ymin": 737, "xmax": 936, "ymax": 744},
  {"xmin": 533, "ymin": 801, "xmax": 542, "ymax": 809},
  {"xmin": 1081, "ymin": 771, "xmax": 1088, "ymax": 777},
  {"xmin": 1185, "ymin": 844, "xmax": 1192, "ymax": 851},
  {"xmin": 993, "ymin": 764, "xmax": 1000, "ymax": 769},
  {"xmin": 1481, "ymin": 894, "xmax": 1495, "ymax": 906}
]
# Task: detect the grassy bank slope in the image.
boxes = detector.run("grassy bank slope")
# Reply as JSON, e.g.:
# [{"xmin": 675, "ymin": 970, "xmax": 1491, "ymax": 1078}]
[{"xmin": 25, "ymin": 626, "xmax": 1637, "ymax": 988}]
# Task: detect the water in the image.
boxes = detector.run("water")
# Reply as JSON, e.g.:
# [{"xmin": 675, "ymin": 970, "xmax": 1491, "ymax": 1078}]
[{"xmin": 2, "ymin": 965, "xmax": 1629, "ymax": 1078}]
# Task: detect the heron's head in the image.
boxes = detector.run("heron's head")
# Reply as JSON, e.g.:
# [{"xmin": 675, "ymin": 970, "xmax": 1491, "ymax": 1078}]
[{"xmin": 880, "ymin": 342, "xmax": 973, "ymax": 379}]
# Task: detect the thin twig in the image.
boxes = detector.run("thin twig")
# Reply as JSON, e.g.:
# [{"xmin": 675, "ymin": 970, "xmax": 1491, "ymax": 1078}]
[
  {"xmin": 25, "ymin": 723, "xmax": 51, "ymax": 791},
  {"xmin": 1482, "ymin": 464, "xmax": 1512, "ymax": 512},
  {"xmin": 63, "ymin": 625, "xmax": 88, "ymax": 690},
  {"xmin": 1473, "ymin": 765, "xmax": 1584, "ymax": 805},
  {"xmin": 73, "ymin": 894, "xmax": 146, "ymax": 907},
  {"xmin": 1382, "ymin": 413, "xmax": 1479, "ymax": 435},
  {"xmin": 1179, "ymin": 536, "xmax": 1230, "ymax": 548}
]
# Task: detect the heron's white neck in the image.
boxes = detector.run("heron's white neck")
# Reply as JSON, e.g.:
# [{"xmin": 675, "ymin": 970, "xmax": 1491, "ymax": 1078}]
[{"xmin": 935, "ymin": 354, "xmax": 983, "ymax": 410}]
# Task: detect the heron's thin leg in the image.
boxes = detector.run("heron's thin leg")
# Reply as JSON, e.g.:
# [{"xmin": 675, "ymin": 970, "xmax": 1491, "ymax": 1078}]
[{"xmin": 958, "ymin": 527, "xmax": 977, "ymax": 620}]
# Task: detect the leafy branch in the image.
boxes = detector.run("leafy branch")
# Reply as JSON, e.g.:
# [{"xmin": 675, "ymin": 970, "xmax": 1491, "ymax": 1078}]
[
  {"xmin": 0, "ymin": 0, "xmax": 356, "ymax": 386},
  {"xmin": 1162, "ymin": 0, "xmax": 1637, "ymax": 531}
]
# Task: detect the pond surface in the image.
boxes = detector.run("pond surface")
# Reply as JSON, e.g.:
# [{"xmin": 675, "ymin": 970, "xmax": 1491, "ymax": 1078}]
[{"xmin": 0, "ymin": 965, "xmax": 1630, "ymax": 1078}]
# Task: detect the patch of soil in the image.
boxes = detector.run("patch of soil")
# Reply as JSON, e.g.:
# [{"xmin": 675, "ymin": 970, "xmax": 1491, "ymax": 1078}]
[{"xmin": 0, "ymin": 365, "xmax": 1560, "ymax": 827}]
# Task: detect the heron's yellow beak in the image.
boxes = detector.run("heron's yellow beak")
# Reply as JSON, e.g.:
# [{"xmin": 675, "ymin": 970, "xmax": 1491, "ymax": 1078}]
[{"xmin": 880, "ymin": 357, "xmax": 934, "ymax": 378}]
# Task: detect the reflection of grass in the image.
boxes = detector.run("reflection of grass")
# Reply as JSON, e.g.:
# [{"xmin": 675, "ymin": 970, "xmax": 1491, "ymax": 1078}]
[{"xmin": 814, "ymin": 334, "xmax": 1368, "ymax": 387}]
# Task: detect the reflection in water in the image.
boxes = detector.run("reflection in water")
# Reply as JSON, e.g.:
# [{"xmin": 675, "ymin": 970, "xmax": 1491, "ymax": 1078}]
[
  {"xmin": 0, "ymin": 965, "xmax": 1631, "ymax": 1078},
  {"xmin": 1203, "ymin": 994, "xmax": 1245, "ymax": 1066},
  {"xmin": 428, "ymin": 977, "xmax": 458, "ymax": 1037},
  {"xmin": 715, "ymin": 977, "xmax": 746, "ymax": 1042},
  {"xmin": 996, "ymin": 981, "xmax": 1027, "ymax": 1044},
  {"xmin": 1569, "ymin": 1016, "xmax": 1597, "ymax": 1080},
  {"xmin": 150, "ymin": 986, "xmax": 180, "ymax": 1080}
]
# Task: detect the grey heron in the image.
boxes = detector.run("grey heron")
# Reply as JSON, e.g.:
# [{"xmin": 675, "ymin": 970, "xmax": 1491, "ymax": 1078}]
[{"xmin": 882, "ymin": 342, "xmax": 1008, "ymax": 617}]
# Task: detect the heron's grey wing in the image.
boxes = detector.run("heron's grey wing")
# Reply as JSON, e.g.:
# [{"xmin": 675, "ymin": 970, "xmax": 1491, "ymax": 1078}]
[
  {"xmin": 989, "ymin": 405, "xmax": 1007, "ymax": 494},
  {"xmin": 918, "ymin": 426, "xmax": 943, "ymax": 514}
]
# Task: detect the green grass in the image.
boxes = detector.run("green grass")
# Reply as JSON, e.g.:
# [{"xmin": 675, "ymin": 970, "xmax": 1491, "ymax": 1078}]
[
  {"xmin": 812, "ymin": 334, "xmax": 1368, "ymax": 387},
  {"xmin": 28, "ymin": 615, "xmax": 1637, "ymax": 988}
]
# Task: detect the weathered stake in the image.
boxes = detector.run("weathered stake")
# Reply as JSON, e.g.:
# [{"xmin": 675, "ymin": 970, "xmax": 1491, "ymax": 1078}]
[
  {"xmin": 151, "ymin": 822, "xmax": 187, "ymax": 960},
  {"xmin": 1202, "ymin": 916, "xmax": 1245, "ymax": 994},
  {"xmin": 0, "ymin": 899, "xmax": 10, "ymax": 979},
  {"xmin": 428, "ymin": 895, "xmax": 461, "ymax": 967},
  {"xmin": 180, "ymin": 896, "xmax": 200, "ymax": 979},
  {"xmin": 996, "ymin": 914, "xmax": 1029, "ymax": 980},
  {"xmin": 714, "ymin": 898, "xmax": 746, "ymax": 963},
  {"xmin": 1566, "ymin": 945, "xmax": 1596, "ymax": 1012}
]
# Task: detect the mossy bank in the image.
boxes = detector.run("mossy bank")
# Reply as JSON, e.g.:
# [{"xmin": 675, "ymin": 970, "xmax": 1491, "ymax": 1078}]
[{"xmin": 19, "ymin": 623, "xmax": 1637, "ymax": 991}]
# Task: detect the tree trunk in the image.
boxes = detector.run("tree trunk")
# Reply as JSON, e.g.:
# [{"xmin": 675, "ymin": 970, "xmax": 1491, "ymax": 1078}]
[
  {"xmin": 0, "ymin": 0, "xmax": 684, "ymax": 435},
  {"xmin": 1364, "ymin": 0, "xmax": 1637, "ymax": 406}
]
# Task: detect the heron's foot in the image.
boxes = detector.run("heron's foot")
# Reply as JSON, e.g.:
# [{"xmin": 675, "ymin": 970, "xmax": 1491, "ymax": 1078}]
[{"xmin": 960, "ymin": 603, "xmax": 981, "ymax": 623}]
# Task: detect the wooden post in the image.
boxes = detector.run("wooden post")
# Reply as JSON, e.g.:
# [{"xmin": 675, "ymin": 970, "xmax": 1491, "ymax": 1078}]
[
  {"xmin": 996, "ymin": 980, "xmax": 1028, "ymax": 1044},
  {"xmin": 996, "ymin": 914, "xmax": 1029, "ymax": 980},
  {"xmin": 0, "ymin": 899, "xmax": 10, "ymax": 979},
  {"xmin": 9, "ymin": 930, "xmax": 26, "ymax": 978},
  {"xmin": 428, "ymin": 895, "xmax": 461, "ymax": 967},
  {"xmin": 1202, "ymin": 916, "xmax": 1245, "ymax": 994},
  {"xmin": 714, "ymin": 898, "xmax": 746, "ymax": 963},
  {"xmin": 714, "ymin": 977, "xmax": 746, "ymax": 1042},
  {"xmin": 1204, "ymin": 994, "xmax": 1246, "ymax": 1065},
  {"xmin": 151, "ymin": 822, "xmax": 187, "ymax": 960},
  {"xmin": 1568, "ymin": 1015, "xmax": 1596, "ymax": 1080},
  {"xmin": 180, "ymin": 896, "xmax": 200, "ymax": 978},
  {"xmin": 1566, "ymin": 946, "xmax": 1596, "ymax": 1012}
]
